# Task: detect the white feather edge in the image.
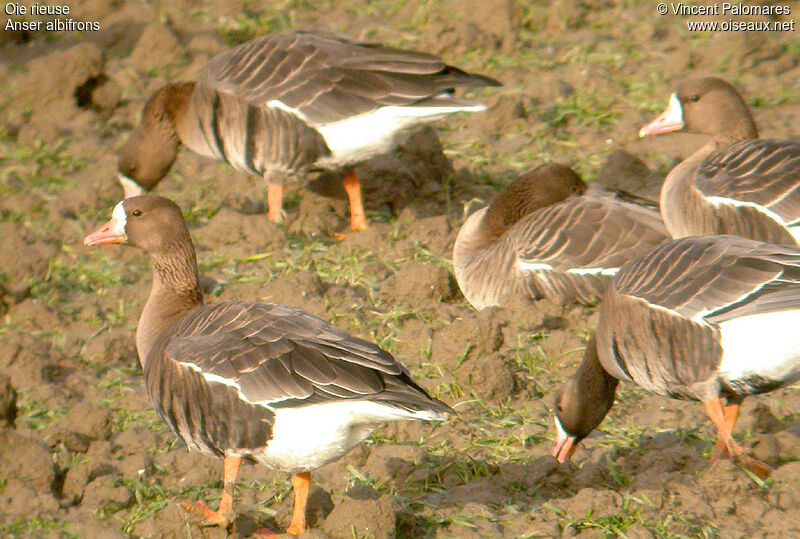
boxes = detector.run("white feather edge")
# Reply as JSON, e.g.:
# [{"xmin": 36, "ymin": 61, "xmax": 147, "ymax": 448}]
[
  {"xmin": 704, "ymin": 195, "xmax": 800, "ymax": 243},
  {"xmin": 176, "ymin": 361, "xmax": 445, "ymax": 421},
  {"xmin": 516, "ymin": 259, "xmax": 619, "ymax": 276}
]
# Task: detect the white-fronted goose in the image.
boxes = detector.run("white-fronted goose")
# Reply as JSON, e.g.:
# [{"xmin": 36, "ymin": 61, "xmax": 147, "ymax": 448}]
[
  {"xmin": 452, "ymin": 163, "xmax": 669, "ymax": 309},
  {"xmin": 118, "ymin": 30, "xmax": 500, "ymax": 231},
  {"xmin": 83, "ymin": 195, "xmax": 451, "ymax": 535},
  {"xmin": 640, "ymin": 77, "xmax": 800, "ymax": 245},
  {"xmin": 552, "ymin": 235, "xmax": 800, "ymax": 478}
]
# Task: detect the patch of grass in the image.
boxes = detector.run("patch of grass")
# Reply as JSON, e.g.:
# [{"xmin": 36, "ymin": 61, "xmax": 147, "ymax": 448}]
[
  {"xmin": 0, "ymin": 517, "xmax": 77, "ymax": 537},
  {"xmin": 16, "ymin": 393, "xmax": 68, "ymax": 431},
  {"xmin": 109, "ymin": 476, "xmax": 171, "ymax": 532},
  {"xmin": 541, "ymin": 92, "xmax": 619, "ymax": 130},
  {"xmin": 29, "ymin": 251, "xmax": 128, "ymax": 302}
]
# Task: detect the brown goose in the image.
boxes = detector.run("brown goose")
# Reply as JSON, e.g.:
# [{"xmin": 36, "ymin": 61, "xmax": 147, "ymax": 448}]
[
  {"xmin": 552, "ymin": 235, "xmax": 800, "ymax": 478},
  {"xmin": 639, "ymin": 77, "xmax": 800, "ymax": 245},
  {"xmin": 83, "ymin": 195, "xmax": 451, "ymax": 535},
  {"xmin": 118, "ymin": 30, "xmax": 500, "ymax": 231},
  {"xmin": 452, "ymin": 163, "xmax": 669, "ymax": 309}
]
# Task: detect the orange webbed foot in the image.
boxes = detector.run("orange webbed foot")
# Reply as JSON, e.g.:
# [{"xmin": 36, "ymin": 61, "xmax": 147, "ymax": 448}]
[{"xmin": 180, "ymin": 499, "xmax": 235, "ymax": 527}]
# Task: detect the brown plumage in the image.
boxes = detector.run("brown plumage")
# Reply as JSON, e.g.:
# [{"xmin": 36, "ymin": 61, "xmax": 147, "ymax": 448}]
[
  {"xmin": 83, "ymin": 195, "xmax": 451, "ymax": 535},
  {"xmin": 640, "ymin": 76, "xmax": 800, "ymax": 245},
  {"xmin": 553, "ymin": 235, "xmax": 800, "ymax": 478},
  {"xmin": 118, "ymin": 30, "xmax": 500, "ymax": 231},
  {"xmin": 452, "ymin": 163, "xmax": 668, "ymax": 309}
]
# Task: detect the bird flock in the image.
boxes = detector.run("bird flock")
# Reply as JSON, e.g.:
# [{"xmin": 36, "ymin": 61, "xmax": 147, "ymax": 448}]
[{"xmin": 82, "ymin": 29, "xmax": 800, "ymax": 536}]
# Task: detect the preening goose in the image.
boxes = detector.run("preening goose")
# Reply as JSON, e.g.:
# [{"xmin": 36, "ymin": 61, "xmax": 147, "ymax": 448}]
[
  {"xmin": 83, "ymin": 195, "xmax": 451, "ymax": 535},
  {"xmin": 118, "ymin": 30, "xmax": 500, "ymax": 231},
  {"xmin": 552, "ymin": 235, "xmax": 800, "ymax": 478},
  {"xmin": 640, "ymin": 77, "xmax": 800, "ymax": 245},
  {"xmin": 452, "ymin": 163, "xmax": 668, "ymax": 309}
]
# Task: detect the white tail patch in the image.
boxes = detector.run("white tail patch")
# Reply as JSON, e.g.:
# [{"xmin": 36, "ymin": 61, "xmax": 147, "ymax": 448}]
[
  {"xmin": 257, "ymin": 400, "xmax": 444, "ymax": 472},
  {"xmin": 315, "ymin": 103, "xmax": 485, "ymax": 165},
  {"xmin": 718, "ymin": 309, "xmax": 800, "ymax": 390}
]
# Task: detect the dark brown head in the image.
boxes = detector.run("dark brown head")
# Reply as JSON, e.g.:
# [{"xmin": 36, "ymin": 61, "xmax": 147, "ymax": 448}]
[
  {"xmin": 483, "ymin": 163, "xmax": 586, "ymax": 239},
  {"xmin": 639, "ymin": 77, "xmax": 758, "ymax": 143},
  {"xmin": 84, "ymin": 195, "xmax": 191, "ymax": 256},
  {"xmin": 117, "ymin": 83, "xmax": 195, "ymax": 197},
  {"xmin": 552, "ymin": 334, "xmax": 618, "ymax": 463}
]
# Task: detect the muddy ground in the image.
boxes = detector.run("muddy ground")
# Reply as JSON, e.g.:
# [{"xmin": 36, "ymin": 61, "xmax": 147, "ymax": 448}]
[{"xmin": 2, "ymin": 1, "xmax": 800, "ymax": 537}]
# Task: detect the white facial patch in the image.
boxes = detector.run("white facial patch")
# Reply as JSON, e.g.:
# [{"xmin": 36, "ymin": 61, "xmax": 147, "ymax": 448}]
[
  {"xmin": 666, "ymin": 92, "xmax": 684, "ymax": 124},
  {"xmin": 112, "ymin": 201, "xmax": 128, "ymax": 239},
  {"xmin": 118, "ymin": 173, "xmax": 145, "ymax": 198}
]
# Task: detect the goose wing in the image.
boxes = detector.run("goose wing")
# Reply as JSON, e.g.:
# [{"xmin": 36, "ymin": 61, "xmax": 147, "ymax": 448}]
[
  {"xmin": 612, "ymin": 235, "xmax": 800, "ymax": 324},
  {"xmin": 161, "ymin": 302, "xmax": 446, "ymax": 412},
  {"xmin": 696, "ymin": 139, "xmax": 800, "ymax": 227},
  {"xmin": 515, "ymin": 190, "xmax": 668, "ymax": 275},
  {"xmin": 201, "ymin": 30, "xmax": 500, "ymax": 125}
]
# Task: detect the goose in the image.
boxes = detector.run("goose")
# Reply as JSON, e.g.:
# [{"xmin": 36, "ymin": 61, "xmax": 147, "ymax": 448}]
[
  {"xmin": 118, "ymin": 30, "xmax": 500, "ymax": 231},
  {"xmin": 639, "ymin": 76, "xmax": 800, "ymax": 245},
  {"xmin": 83, "ymin": 195, "xmax": 451, "ymax": 535},
  {"xmin": 452, "ymin": 163, "xmax": 669, "ymax": 309},
  {"xmin": 552, "ymin": 235, "xmax": 800, "ymax": 478}
]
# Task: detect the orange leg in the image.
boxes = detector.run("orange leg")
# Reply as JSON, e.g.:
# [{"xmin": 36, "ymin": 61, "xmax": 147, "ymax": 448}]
[
  {"xmin": 181, "ymin": 455, "xmax": 241, "ymax": 527},
  {"xmin": 703, "ymin": 398, "xmax": 770, "ymax": 479},
  {"xmin": 342, "ymin": 169, "xmax": 368, "ymax": 232},
  {"xmin": 250, "ymin": 472, "xmax": 312, "ymax": 537},
  {"xmin": 710, "ymin": 401, "xmax": 740, "ymax": 463},
  {"xmin": 267, "ymin": 184, "xmax": 285, "ymax": 223},
  {"xmin": 286, "ymin": 472, "xmax": 311, "ymax": 535}
]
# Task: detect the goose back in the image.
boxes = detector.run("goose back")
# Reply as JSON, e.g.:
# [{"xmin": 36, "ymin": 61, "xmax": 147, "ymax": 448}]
[
  {"xmin": 191, "ymin": 30, "xmax": 499, "ymax": 169},
  {"xmin": 454, "ymin": 183, "xmax": 668, "ymax": 308},
  {"xmin": 144, "ymin": 301, "xmax": 450, "ymax": 469},
  {"xmin": 598, "ymin": 236, "xmax": 800, "ymax": 400}
]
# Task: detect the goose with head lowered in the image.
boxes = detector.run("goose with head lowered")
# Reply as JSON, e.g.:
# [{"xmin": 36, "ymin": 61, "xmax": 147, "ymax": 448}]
[
  {"xmin": 552, "ymin": 235, "xmax": 800, "ymax": 478},
  {"xmin": 640, "ymin": 76, "xmax": 800, "ymax": 245},
  {"xmin": 117, "ymin": 29, "xmax": 500, "ymax": 232},
  {"xmin": 83, "ymin": 195, "xmax": 452, "ymax": 535},
  {"xmin": 452, "ymin": 163, "xmax": 669, "ymax": 309}
]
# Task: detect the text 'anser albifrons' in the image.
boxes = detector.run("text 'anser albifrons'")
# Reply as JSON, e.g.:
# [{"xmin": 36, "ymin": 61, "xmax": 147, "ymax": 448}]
[
  {"xmin": 83, "ymin": 195, "xmax": 451, "ymax": 535},
  {"xmin": 553, "ymin": 235, "xmax": 800, "ymax": 478},
  {"xmin": 118, "ymin": 30, "xmax": 500, "ymax": 231},
  {"xmin": 452, "ymin": 163, "xmax": 669, "ymax": 309},
  {"xmin": 640, "ymin": 77, "xmax": 800, "ymax": 245}
]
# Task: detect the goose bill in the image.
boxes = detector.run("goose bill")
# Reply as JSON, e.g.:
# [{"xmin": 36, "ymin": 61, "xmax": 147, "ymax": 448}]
[
  {"xmin": 552, "ymin": 416, "xmax": 578, "ymax": 463},
  {"xmin": 84, "ymin": 217, "xmax": 127, "ymax": 246},
  {"xmin": 639, "ymin": 93, "xmax": 685, "ymax": 137}
]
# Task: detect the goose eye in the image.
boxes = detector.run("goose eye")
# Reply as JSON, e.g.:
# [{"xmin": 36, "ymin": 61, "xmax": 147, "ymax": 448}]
[
  {"xmin": 688, "ymin": 95, "xmax": 700, "ymax": 103},
  {"xmin": 132, "ymin": 209, "xmax": 142, "ymax": 217}
]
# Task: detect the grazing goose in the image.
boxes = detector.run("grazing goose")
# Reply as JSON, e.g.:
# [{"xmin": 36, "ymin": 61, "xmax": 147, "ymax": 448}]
[
  {"xmin": 639, "ymin": 76, "xmax": 800, "ymax": 245},
  {"xmin": 83, "ymin": 195, "xmax": 451, "ymax": 535},
  {"xmin": 452, "ymin": 163, "xmax": 669, "ymax": 309},
  {"xmin": 118, "ymin": 30, "xmax": 500, "ymax": 231},
  {"xmin": 552, "ymin": 235, "xmax": 800, "ymax": 478}
]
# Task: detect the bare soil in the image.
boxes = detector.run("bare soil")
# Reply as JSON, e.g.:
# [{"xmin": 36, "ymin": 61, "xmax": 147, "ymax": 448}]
[{"xmin": 1, "ymin": 1, "xmax": 800, "ymax": 537}]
